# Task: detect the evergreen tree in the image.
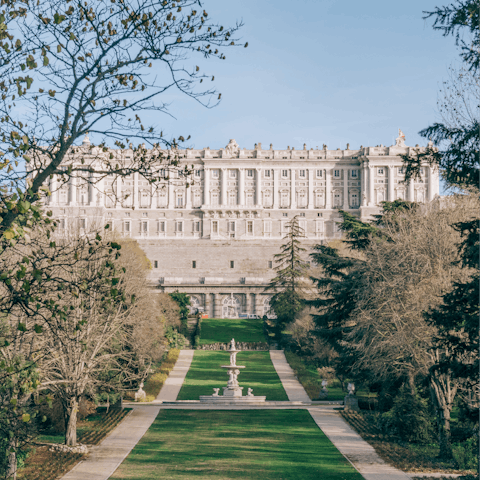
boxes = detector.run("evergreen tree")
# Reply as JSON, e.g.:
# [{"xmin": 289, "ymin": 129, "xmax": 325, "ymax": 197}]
[{"xmin": 264, "ymin": 216, "xmax": 310, "ymax": 343}]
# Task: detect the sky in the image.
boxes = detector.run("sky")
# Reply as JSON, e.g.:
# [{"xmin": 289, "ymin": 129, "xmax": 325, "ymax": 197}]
[{"xmin": 154, "ymin": 0, "xmax": 461, "ymax": 154}]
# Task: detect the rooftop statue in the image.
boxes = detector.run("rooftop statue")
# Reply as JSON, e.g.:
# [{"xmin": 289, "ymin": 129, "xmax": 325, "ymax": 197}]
[{"xmin": 224, "ymin": 139, "xmax": 240, "ymax": 157}]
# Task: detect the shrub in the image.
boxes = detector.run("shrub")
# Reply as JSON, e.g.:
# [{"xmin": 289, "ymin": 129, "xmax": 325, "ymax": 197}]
[
  {"xmin": 142, "ymin": 349, "xmax": 180, "ymax": 398},
  {"xmin": 377, "ymin": 384, "xmax": 434, "ymax": 443},
  {"xmin": 452, "ymin": 436, "xmax": 478, "ymax": 471}
]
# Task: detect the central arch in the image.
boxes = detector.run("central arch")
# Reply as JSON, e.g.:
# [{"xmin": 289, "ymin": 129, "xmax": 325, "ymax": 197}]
[{"xmin": 222, "ymin": 294, "xmax": 241, "ymax": 319}]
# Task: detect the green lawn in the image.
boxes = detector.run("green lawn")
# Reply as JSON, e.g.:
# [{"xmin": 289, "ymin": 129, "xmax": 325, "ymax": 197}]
[
  {"xmin": 110, "ymin": 410, "xmax": 364, "ymax": 480},
  {"xmin": 177, "ymin": 351, "xmax": 288, "ymax": 401},
  {"xmin": 198, "ymin": 317, "xmax": 266, "ymax": 344}
]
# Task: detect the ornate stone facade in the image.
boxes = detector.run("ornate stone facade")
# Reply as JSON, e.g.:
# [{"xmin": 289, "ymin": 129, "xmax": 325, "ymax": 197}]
[{"xmin": 47, "ymin": 132, "xmax": 439, "ymax": 317}]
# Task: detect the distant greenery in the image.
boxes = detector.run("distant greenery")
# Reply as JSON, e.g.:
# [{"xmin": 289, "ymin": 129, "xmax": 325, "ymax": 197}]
[
  {"xmin": 284, "ymin": 351, "xmax": 376, "ymax": 403},
  {"xmin": 176, "ymin": 351, "xmax": 288, "ymax": 401},
  {"xmin": 197, "ymin": 317, "xmax": 266, "ymax": 344},
  {"xmin": 110, "ymin": 410, "xmax": 364, "ymax": 480},
  {"xmin": 169, "ymin": 292, "xmax": 190, "ymax": 334}
]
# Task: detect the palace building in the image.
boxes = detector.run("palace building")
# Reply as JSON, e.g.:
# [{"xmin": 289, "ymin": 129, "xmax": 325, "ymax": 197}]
[{"xmin": 47, "ymin": 131, "xmax": 439, "ymax": 318}]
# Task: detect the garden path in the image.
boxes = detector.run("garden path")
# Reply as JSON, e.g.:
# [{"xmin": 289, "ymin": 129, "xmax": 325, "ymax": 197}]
[
  {"xmin": 269, "ymin": 350, "xmax": 410, "ymax": 480},
  {"xmin": 59, "ymin": 405, "xmax": 160, "ymax": 480},
  {"xmin": 269, "ymin": 350, "xmax": 311, "ymax": 402},
  {"xmin": 154, "ymin": 349, "xmax": 194, "ymax": 402},
  {"xmin": 61, "ymin": 348, "xmax": 412, "ymax": 480}
]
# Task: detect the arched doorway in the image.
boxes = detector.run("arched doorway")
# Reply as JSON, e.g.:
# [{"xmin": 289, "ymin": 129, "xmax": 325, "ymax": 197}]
[
  {"xmin": 222, "ymin": 294, "xmax": 241, "ymax": 318},
  {"xmin": 189, "ymin": 295, "xmax": 200, "ymax": 314},
  {"xmin": 263, "ymin": 296, "xmax": 275, "ymax": 318}
]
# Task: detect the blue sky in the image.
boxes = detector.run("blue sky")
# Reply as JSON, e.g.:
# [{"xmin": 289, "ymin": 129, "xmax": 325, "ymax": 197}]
[{"xmin": 156, "ymin": 0, "xmax": 460, "ymax": 153}]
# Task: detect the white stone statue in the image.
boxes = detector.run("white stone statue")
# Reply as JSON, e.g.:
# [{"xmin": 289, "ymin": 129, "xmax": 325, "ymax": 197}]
[
  {"xmin": 212, "ymin": 388, "xmax": 220, "ymax": 396},
  {"xmin": 395, "ymin": 129, "xmax": 406, "ymax": 147},
  {"xmin": 247, "ymin": 388, "xmax": 254, "ymax": 397},
  {"xmin": 321, "ymin": 379, "xmax": 328, "ymax": 389},
  {"xmin": 134, "ymin": 382, "xmax": 146, "ymax": 402},
  {"xmin": 347, "ymin": 382, "xmax": 355, "ymax": 395},
  {"xmin": 230, "ymin": 338, "xmax": 236, "ymax": 350},
  {"xmin": 227, "ymin": 368, "xmax": 240, "ymax": 387},
  {"xmin": 224, "ymin": 139, "xmax": 240, "ymax": 157}
]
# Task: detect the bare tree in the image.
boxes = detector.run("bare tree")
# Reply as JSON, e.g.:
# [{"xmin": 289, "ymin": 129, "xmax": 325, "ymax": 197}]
[
  {"xmin": 36, "ymin": 232, "xmax": 160, "ymax": 447},
  {"xmin": 346, "ymin": 193, "xmax": 479, "ymax": 458},
  {"xmin": 0, "ymin": 0, "xmax": 244, "ymax": 239}
]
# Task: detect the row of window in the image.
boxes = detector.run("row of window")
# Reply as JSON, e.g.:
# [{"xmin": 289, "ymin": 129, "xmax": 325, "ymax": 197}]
[
  {"xmin": 153, "ymin": 260, "xmax": 274, "ymax": 269},
  {"xmin": 207, "ymin": 169, "xmax": 358, "ymax": 179}
]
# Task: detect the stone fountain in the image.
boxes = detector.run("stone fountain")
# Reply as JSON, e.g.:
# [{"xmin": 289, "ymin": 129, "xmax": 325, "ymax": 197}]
[{"xmin": 199, "ymin": 338, "xmax": 266, "ymax": 404}]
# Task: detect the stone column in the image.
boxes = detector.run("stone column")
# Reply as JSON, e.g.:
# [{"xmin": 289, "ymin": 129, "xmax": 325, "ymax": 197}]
[
  {"xmin": 68, "ymin": 175, "xmax": 76, "ymax": 205},
  {"xmin": 185, "ymin": 185, "xmax": 192, "ymax": 209},
  {"xmin": 360, "ymin": 162, "xmax": 367, "ymax": 207},
  {"xmin": 255, "ymin": 168, "xmax": 262, "ymax": 206},
  {"xmin": 368, "ymin": 166, "xmax": 374, "ymax": 206},
  {"xmin": 239, "ymin": 168, "xmax": 245, "ymax": 206},
  {"xmin": 205, "ymin": 293, "xmax": 211, "ymax": 317},
  {"xmin": 343, "ymin": 168, "xmax": 349, "ymax": 209},
  {"xmin": 115, "ymin": 177, "xmax": 122, "ymax": 209},
  {"xmin": 50, "ymin": 176, "xmax": 57, "ymax": 205},
  {"xmin": 203, "ymin": 167, "xmax": 210, "ymax": 206},
  {"xmin": 255, "ymin": 294, "xmax": 264, "ymax": 317},
  {"xmin": 167, "ymin": 181, "xmax": 174, "ymax": 209},
  {"xmin": 408, "ymin": 179, "xmax": 415, "ymax": 202},
  {"xmin": 246, "ymin": 293, "xmax": 252, "ymax": 315},
  {"xmin": 325, "ymin": 169, "xmax": 331, "ymax": 209},
  {"xmin": 308, "ymin": 169, "xmax": 314, "ymax": 209},
  {"xmin": 88, "ymin": 173, "xmax": 95, "ymax": 206},
  {"xmin": 133, "ymin": 172, "xmax": 139, "ymax": 209},
  {"xmin": 428, "ymin": 166, "xmax": 437, "ymax": 202},
  {"xmin": 387, "ymin": 166, "xmax": 394, "ymax": 201},
  {"xmin": 210, "ymin": 293, "xmax": 216, "ymax": 318},
  {"xmin": 221, "ymin": 168, "xmax": 227, "ymax": 207},
  {"xmin": 273, "ymin": 169, "xmax": 279, "ymax": 209},
  {"xmin": 96, "ymin": 176, "xmax": 104, "ymax": 206},
  {"xmin": 214, "ymin": 294, "xmax": 222, "ymax": 318},
  {"xmin": 290, "ymin": 169, "xmax": 296, "ymax": 208}
]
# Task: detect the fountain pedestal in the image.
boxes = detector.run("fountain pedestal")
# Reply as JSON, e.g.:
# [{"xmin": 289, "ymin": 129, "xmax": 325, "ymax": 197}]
[{"xmin": 199, "ymin": 338, "xmax": 266, "ymax": 404}]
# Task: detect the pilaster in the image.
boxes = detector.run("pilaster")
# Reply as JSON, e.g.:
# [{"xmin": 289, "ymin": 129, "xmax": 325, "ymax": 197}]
[
  {"xmin": 325, "ymin": 169, "xmax": 331, "ymax": 209},
  {"xmin": 368, "ymin": 166, "xmax": 374, "ymax": 206},
  {"xmin": 273, "ymin": 169, "xmax": 279, "ymax": 209},
  {"xmin": 387, "ymin": 166, "xmax": 394, "ymax": 202},
  {"xmin": 290, "ymin": 168, "xmax": 296, "ymax": 208},
  {"xmin": 343, "ymin": 168, "xmax": 349, "ymax": 209},
  {"xmin": 308, "ymin": 168, "xmax": 314, "ymax": 209},
  {"xmin": 221, "ymin": 168, "xmax": 227, "ymax": 207},
  {"xmin": 238, "ymin": 168, "xmax": 245, "ymax": 206},
  {"xmin": 255, "ymin": 168, "xmax": 262, "ymax": 206},
  {"xmin": 133, "ymin": 172, "xmax": 139, "ymax": 209},
  {"xmin": 204, "ymin": 167, "xmax": 210, "ymax": 206}
]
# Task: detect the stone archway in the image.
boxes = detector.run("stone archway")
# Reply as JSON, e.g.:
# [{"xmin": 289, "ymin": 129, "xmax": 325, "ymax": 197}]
[
  {"xmin": 222, "ymin": 294, "xmax": 241, "ymax": 319},
  {"xmin": 263, "ymin": 296, "xmax": 275, "ymax": 318},
  {"xmin": 189, "ymin": 295, "xmax": 200, "ymax": 314}
]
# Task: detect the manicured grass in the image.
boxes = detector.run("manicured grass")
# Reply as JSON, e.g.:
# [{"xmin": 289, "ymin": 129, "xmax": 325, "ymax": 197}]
[
  {"xmin": 110, "ymin": 410, "xmax": 364, "ymax": 480},
  {"xmin": 177, "ymin": 351, "xmax": 288, "ymax": 401},
  {"xmin": 198, "ymin": 317, "xmax": 265, "ymax": 344}
]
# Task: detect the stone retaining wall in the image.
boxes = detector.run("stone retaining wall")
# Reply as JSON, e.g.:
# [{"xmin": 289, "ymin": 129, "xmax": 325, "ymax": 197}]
[{"xmin": 196, "ymin": 342, "xmax": 269, "ymax": 351}]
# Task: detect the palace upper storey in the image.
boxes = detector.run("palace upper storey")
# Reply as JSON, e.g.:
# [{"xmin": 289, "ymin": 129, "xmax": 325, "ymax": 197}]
[{"xmin": 46, "ymin": 132, "xmax": 440, "ymax": 242}]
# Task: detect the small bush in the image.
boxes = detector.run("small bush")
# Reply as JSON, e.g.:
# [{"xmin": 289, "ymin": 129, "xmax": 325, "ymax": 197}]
[
  {"xmin": 452, "ymin": 436, "xmax": 478, "ymax": 471},
  {"xmin": 378, "ymin": 385, "xmax": 433, "ymax": 443}
]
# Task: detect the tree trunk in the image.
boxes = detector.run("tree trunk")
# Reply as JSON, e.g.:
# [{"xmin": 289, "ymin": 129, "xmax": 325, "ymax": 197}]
[
  {"xmin": 6, "ymin": 437, "xmax": 17, "ymax": 480},
  {"xmin": 64, "ymin": 397, "xmax": 79, "ymax": 446},
  {"xmin": 477, "ymin": 404, "xmax": 480, "ymax": 479},
  {"xmin": 430, "ymin": 372, "xmax": 458, "ymax": 459}
]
